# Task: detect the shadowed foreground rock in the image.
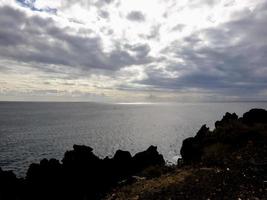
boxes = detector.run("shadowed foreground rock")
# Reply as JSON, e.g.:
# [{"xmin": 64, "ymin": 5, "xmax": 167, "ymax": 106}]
[{"xmin": 0, "ymin": 145, "xmax": 164, "ymax": 200}]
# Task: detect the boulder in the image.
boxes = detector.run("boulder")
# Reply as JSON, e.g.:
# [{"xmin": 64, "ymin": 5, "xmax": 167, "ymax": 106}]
[
  {"xmin": 242, "ymin": 108, "xmax": 267, "ymax": 124},
  {"xmin": 62, "ymin": 145, "xmax": 100, "ymax": 166},
  {"xmin": 180, "ymin": 137, "xmax": 201, "ymax": 163},
  {"xmin": 133, "ymin": 146, "xmax": 165, "ymax": 171},
  {"xmin": 113, "ymin": 150, "xmax": 132, "ymax": 163}
]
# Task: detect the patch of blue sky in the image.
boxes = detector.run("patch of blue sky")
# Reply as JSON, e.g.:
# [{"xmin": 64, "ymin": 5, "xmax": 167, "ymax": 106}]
[{"xmin": 16, "ymin": 0, "xmax": 57, "ymax": 14}]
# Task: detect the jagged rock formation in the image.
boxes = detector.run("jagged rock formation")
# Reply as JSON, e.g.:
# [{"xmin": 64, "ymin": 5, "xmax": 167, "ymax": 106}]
[
  {"xmin": 180, "ymin": 108, "xmax": 267, "ymax": 167},
  {"xmin": 0, "ymin": 145, "xmax": 164, "ymax": 200},
  {"xmin": 105, "ymin": 108, "xmax": 267, "ymax": 200}
]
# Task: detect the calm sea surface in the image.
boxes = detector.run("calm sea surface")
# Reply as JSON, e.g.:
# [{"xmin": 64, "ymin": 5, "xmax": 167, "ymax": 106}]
[{"xmin": 0, "ymin": 102, "xmax": 267, "ymax": 177}]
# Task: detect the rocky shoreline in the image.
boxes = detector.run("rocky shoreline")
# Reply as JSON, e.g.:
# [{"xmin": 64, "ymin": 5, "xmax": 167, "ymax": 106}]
[
  {"xmin": 106, "ymin": 108, "xmax": 267, "ymax": 200},
  {"xmin": 1, "ymin": 109, "xmax": 267, "ymax": 200}
]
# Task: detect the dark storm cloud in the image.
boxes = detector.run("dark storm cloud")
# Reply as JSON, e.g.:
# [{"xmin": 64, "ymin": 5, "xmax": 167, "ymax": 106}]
[
  {"xmin": 137, "ymin": 2, "xmax": 267, "ymax": 98},
  {"xmin": 126, "ymin": 11, "xmax": 145, "ymax": 22},
  {"xmin": 0, "ymin": 5, "xmax": 151, "ymax": 73}
]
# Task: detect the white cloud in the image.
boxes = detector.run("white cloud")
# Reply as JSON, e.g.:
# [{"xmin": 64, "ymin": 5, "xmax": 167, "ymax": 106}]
[{"xmin": 0, "ymin": 0, "xmax": 266, "ymax": 101}]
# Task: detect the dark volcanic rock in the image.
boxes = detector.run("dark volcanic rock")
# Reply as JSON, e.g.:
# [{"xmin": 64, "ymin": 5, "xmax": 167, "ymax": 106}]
[
  {"xmin": 195, "ymin": 125, "xmax": 210, "ymax": 139},
  {"xmin": 62, "ymin": 144, "xmax": 100, "ymax": 166},
  {"xmin": 180, "ymin": 137, "xmax": 201, "ymax": 163},
  {"xmin": 242, "ymin": 108, "xmax": 267, "ymax": 124},
  {"xmin": 27, "ymin": 158, "xmax": 62, "ymax": 181},
  {"xmin": 180, "ymin": 125, "xmax": 211, "ymax": 163},
  {"xmin": 133, "ymin": 146, "xmax": 165, "ymax": 171},
  {"xmin": 180, "ymin": 108, "xmax": 267, "ymax": 166},
  {"xmin": 113, "ymin": 150, "xmax": 132, "ymax": 163},
  {"xmin": 215, "ymin": 112, "xmax": 238, "ymax": 128},
  {"xmin": 112, "ymin": 150, "xmax": 133, "ymax": 178},
  {"xmin": 0, "ymin": 144, "xmax": 165, "ymax": 200},
  {"xmin": 0, "ymin": 168, "xmax": 21, "ymax": 200}
]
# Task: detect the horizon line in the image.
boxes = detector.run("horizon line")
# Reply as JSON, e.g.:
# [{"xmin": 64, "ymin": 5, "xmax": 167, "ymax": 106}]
[{"xmin": 1, "ymin": 100, "xmax": 267, "ymax": 104}]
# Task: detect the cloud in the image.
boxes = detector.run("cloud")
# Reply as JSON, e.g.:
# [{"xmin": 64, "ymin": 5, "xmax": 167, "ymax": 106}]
[
  {"xmin": 0, "ymin": 0, "xmax": 267, "ymax": 101},
  {"xmin": 141, "ymin": 24, "xmax": 161, "ymax": 40},
  {"xmin": 98, "ymin": 10, "xmax": 109, "ymax": 18},
  {"xmin": 16, "ymin": 0, "xmax": 57, "ymax": 13},
  {"xmin": 0, "ymin": 5, "xmax": 152, "ymax": 73},
  {"xmin": 134, "ymin": 1, "xmax": 267, "ymax": 100},
  {"xmin": 126, "ymin": 11, "xmax": 145, "ymax": 22},
  {"xmin": 171, "ymin": 24, "xmax": 186, "ymax": 32},
  {"xmin": 189, "ymin": 0, "xmax": 218, "ymax": 8}
]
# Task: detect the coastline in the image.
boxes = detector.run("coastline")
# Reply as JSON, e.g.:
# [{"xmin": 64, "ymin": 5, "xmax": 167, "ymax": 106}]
[{"xmin": 1, "ymin": 108, "xmax": 267, "ymax": 200}]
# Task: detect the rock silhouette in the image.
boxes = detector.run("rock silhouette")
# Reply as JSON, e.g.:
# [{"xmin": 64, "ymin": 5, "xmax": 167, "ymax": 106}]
[
  {"xmin": 0, "ymin": 168, "xmax": 22, "ymax": 200},
  {"xmin": 242, "ymin": 108, "xmax": 267, "ymax": 124},
  {"xmin": 180, "ymin": 124, "xmax": 211, "ymax": 163},
  {"xmin": 215, "ymin": 112, "xmax": 238, "ymax": 128},
  {"xmin": 0, "ymin": 145, "xmax": 164, "ymax": 200},
  {"xmin": 180, "ymin": 108, "xmax": 267, "ymax": 166}
]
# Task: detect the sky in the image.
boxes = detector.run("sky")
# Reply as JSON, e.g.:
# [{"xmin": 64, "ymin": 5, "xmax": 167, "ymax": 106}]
[{"xmin": 0, "ymin": 0, "xmax": 267, "ymax": 102}]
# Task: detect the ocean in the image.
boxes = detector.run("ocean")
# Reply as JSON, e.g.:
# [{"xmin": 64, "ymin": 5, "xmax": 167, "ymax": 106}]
[{"xmin": 0, "ymin": 102, "xmax": 267, "ymax": 177}]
